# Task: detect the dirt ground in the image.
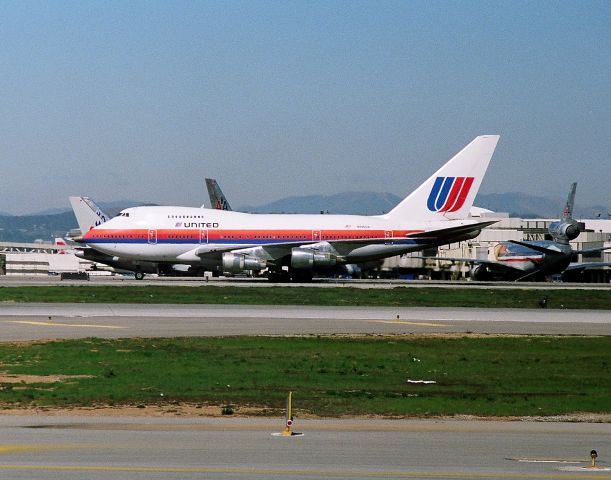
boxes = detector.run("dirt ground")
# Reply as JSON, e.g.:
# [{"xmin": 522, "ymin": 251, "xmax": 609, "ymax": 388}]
[{"xmin": 0, "ymin": 402, "xmax": 609, "ymax": 423}]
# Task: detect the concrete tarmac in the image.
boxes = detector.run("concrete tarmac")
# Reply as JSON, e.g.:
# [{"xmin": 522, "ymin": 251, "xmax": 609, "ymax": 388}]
[
  {"xmin": 0, "ymin": 415, "xmax": 609, "ymax": 479},
  {"xmin": 0, "ymin": 304, "xmax": 610, "ymax": 340}
]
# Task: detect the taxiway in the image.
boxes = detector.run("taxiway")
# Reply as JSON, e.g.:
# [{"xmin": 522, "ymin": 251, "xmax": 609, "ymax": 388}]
[
  {"xmin": 0, "ymin": 304, "xmax": 610, "ymax": 340},
  {"xmin": 0, "ymin": 415, "xmax": 609, "ymax": 480}
]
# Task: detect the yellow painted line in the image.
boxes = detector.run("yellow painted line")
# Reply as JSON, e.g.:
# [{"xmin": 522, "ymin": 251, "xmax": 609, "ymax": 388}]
[
  {"xmin": 0, "ymin": 465, "xmax": 608, "ymax": 478},
  {"xmin": 0, "ymin": 444, "xmax": 86, "ymax": 454},
  {"xmin": 0, "ymin": 445, "xmax": 45, "ymax": 454},
  {"xmin": 9, "ymin": 321, "xmax": 126, "ymax": 329},
  {"xmin": 373, "ymin": 320, "xmax": 450, "ymax": 327}
]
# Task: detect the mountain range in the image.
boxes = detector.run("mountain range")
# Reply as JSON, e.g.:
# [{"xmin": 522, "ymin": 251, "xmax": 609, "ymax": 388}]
[
  {"xmin": 0, "ymin": 193, "xmax": 608, "ymax": 243},
  {"xmin": 239, "ymin": 192, "xmax": 607, "ymax": 219}
]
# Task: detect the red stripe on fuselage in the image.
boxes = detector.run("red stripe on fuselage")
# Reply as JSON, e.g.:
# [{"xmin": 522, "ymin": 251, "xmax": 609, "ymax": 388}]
[
  {"xmin": 497, "ymin": 256, "xmax": 544, "ymax": 264},
  {"xmin": 83, "ymin": 228, "xmax": 425, "ymax": 242}
]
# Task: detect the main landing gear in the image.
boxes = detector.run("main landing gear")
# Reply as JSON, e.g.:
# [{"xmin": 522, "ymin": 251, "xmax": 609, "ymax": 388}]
[
  {"xmin": 267, "ymin": 270, "xmax": 290, "ymax": 283},
  {"xmin": 267, "ymin": 269, "xmax": 313, "ymax": 283},
  {"xmin": 134, "ymin": 271, "xmax": 145, "ymax": 280}
]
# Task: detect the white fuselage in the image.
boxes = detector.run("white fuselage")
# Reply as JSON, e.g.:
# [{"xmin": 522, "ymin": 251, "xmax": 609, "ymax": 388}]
[{"xmin": 82, "ymin": 206, "xmax": 481, "ymax": 265}]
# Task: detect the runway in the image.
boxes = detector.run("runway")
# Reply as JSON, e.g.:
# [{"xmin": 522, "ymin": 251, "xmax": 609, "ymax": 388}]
[
  {"xmin": 0, "ymin": 415, "xmax": 609, "ymax": 480},
  {"xmin": 0, "ymin": 304, "xmax": 610, "ymax": 340}
]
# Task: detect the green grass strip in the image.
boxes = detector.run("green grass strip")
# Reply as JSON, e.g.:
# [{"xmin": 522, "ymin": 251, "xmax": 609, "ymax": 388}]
[
  {"xmin": 1, "ymin": 336, "xmax": 610, "ymax": 416},
  {"xmin": 0, "ymin": 285, "xmax": 610, "ymax": 309}
]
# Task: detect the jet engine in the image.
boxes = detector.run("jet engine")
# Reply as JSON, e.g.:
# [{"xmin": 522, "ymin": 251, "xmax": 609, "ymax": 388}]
[
  {"xmin": 548, "ymin": 220, "xmax": 581, "ymax": 243},
  {"xmin": 222, "ymin": 253, "xmax": 265, "ymax": 273},
  {"xmin": 470, "ymin": 264, "xmax": 491, "ymax": 281},
  {"xmin": 290, "ymin": 248, "xmax": 338, "ymax": 270}
]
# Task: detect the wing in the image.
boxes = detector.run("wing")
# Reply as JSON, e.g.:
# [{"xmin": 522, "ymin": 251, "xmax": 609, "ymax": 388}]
[
  {"xmin": 507, "ymin": 240, "xmax": 565, "ymax": 256},
  {"xmin": 573, "ymin": 246, "xmax": 611, "ymax": 255},
  {"xmin": 176, "ymin": 220, "xmax": 497, "ymax": 264},
  {"xmin": 404, "ymin": 220, "xmax": 498, "ymax": 240},
  {"xmin": 176, "ymin": 239, "xmax": 317, "ymax": 263},
  {"xmin": 414, "ymin": 255, "xmax": 524, "ymax": 276}
]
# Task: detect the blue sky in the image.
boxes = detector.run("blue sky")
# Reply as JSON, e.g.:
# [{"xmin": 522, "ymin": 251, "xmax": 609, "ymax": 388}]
[{"xmin": 0, "ymin": 0, "xmax": 609, "ymax": 214}]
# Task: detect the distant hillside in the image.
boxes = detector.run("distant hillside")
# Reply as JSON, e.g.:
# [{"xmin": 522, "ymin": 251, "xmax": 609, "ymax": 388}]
[
  {"xmin": 0, "ymin": 200, "xmax": 151, "ymax": 243},
  {"xmin": 240, "ymin": 191, "xmax": 593, "ymax": 218},
  {"xmin": 475, "ymin": 192, "xmax": 561, "ymax": 218},
  {"xmin": 476, "ymin": 193, "xmax": 609, "ymax": 219},
  {"xmin": 31, "ymin": 200, "xmax": 151, "ymax": 217},
  {"xmin": 240, "ymin": 191, "xmax": 402, "ymax": 215},
  {"xmin": 574, "ymin": 204, "xmax": 611, "ymax": 219},
  {"xmin": 0, "ymin": 211, "xmax": 77, "ymax": 243}
]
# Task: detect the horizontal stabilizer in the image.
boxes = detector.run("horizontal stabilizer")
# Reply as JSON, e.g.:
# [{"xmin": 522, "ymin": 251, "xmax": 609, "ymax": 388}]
[
  {"xmin": 407, "ymin": 220, "xmax": 497, "ymax": 240},
  {"xmin": 507, "ymin": 240, "xmax": 564, "ymax": 256}
]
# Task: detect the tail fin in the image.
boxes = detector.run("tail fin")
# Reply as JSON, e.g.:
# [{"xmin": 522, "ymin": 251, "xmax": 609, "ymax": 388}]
[
  {"xmin": 548, "ymin": 182, "xmax": 580, "ymax": 244},
  {"xmin": 69, "ymin": 196, "xmax": 110, "ymax": 233},
  {"xmin": 54, "ymin": 238, "xmax": 68, "ymax": 253},
  {"xmin": 562, "ymin": 182, "xmax": 577, "ymax": 220},
  {"xmin": 205, "ymin": 178, "xmax": 233, "ymax": 211},
  {"xmin": 383, "ymin": 135, "xmax": 500, "ymax": 222}
]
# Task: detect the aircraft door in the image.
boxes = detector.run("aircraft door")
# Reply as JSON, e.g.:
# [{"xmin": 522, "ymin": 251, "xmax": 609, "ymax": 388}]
[
  {"xmin": 199, "ymin": 229, "xmax": 208, "ymax": 244},
  {"xmin": 384, "ymin": 230, "xmax": 393, "ymax": 244},
  {"xmin": 148, "ymin": 229, "xmax": 157, "ymax": 245},
  {"xmin": 313, "ymin": 230, "xmax": 321, "ymax": 241}
]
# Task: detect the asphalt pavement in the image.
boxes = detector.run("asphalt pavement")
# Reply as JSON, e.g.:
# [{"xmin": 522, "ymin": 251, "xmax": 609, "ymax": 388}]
[
  {"xmin": 0, "ymin": 304, "xmax": 610, "ymax": 340},
  {"xmin": 0, "ymin": 415, "xmax": 609, "ymax": 480}
]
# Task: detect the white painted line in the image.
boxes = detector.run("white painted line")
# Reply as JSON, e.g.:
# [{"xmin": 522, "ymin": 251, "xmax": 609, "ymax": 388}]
[
  {"xmin": 372, "ymin": 320, "xmax": 450, "ymax": 327},
  {"xmin": 9, "ymin": 321, "xmax": 126, "ymax": 330}
]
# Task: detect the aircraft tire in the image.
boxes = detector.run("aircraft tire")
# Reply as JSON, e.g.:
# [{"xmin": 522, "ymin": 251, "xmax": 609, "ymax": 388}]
[
  {"xmin": 268, "ymin": 271, "xmax": 291, "ymax": 282},
  {"xmin": 290, "ymin": 269, "xmax": 313, "ymax": 283},
  {"xmin": 134, "ymin": 271, "xmax": 145, "ymax": 280}
]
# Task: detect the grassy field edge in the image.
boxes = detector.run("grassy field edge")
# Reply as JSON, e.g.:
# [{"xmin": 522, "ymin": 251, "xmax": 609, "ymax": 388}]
[
  {"xmin": 0, "ymin": 285, "xmax": 610, "ymax": 309},
  {"xmin": 1, "ymin": 335, "xmax": 609, "ymax": 418}
]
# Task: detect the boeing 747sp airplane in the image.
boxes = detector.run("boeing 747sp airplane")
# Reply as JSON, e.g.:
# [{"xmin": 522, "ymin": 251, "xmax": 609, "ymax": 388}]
[{"xmin": 77, "ymin": 135, "xmax": 500, "ymax": 281}]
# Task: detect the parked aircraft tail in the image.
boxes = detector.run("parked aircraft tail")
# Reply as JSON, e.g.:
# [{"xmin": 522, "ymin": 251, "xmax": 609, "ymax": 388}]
[
  {"xmin": 69, "ymin": 196, "xmax": 110, "ymax": 233},
  {"xmin": 205, "ymin": 178, "xmax": 232, "ymax": 211},
  {"xmin": 54, "ymin": 237, "xmax": 69, "ymax": 253},
  {"xmin": 562, "ymin": 182, "xmax": 577, "ymax": 220},
  {"xmin": 382, "ymin": 135, "xmax": 500, "ymax": 223},
  {"xmin": 549, "ymin": 182, "xmax": 580, "ymax": 244}
]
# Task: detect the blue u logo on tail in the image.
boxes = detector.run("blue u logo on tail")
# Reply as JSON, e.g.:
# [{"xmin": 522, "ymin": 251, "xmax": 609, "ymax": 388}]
[{"xmin": 427, "ymin": 177, "xmax": 474, "ymax": 212}]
